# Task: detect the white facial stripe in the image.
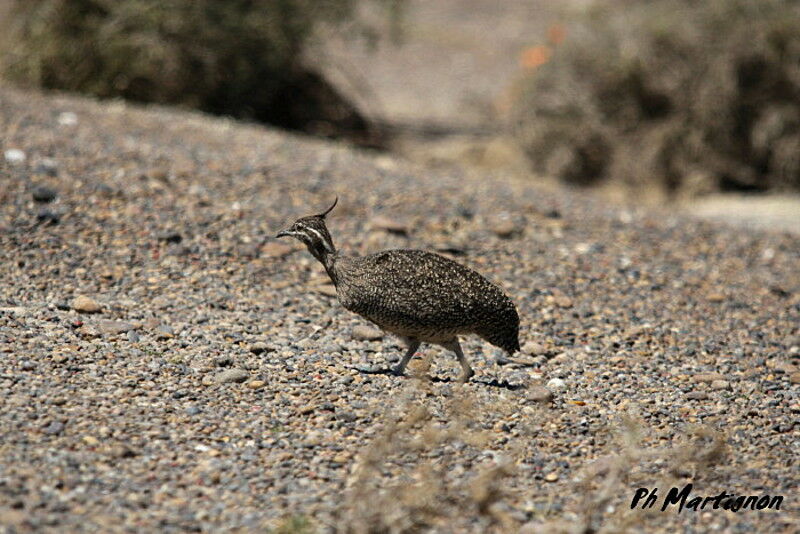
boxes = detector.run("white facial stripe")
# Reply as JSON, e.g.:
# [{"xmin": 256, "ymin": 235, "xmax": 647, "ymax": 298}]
[{"xmin": 304, "ymin": 226, "xmax": 333, "ymax": 252}]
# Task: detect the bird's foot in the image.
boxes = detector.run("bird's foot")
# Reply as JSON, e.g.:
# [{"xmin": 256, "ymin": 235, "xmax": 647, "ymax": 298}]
[
  {"xmin": 458, "ymin": 368, "xmax": 475, "ymax": 383},
  {"xmin": 391, "ymin": 365, "xmax": 406, "ymax": 377}
]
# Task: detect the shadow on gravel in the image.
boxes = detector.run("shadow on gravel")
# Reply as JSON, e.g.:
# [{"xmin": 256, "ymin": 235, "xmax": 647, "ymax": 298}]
[{"xmin": 351, "ymin": 365, "xmax": 525, "ymax": 390}]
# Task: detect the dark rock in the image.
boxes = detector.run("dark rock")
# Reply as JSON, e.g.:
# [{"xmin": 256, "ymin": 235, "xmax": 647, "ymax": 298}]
[{"xmin": 32, "ymin": 186, "xmax": 57, "ymax": 202}]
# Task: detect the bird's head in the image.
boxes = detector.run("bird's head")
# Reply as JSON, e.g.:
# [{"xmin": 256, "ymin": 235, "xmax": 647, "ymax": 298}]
[{"xmin": 275, "ymin": 197, "xmax": 338, "ymax": 259}]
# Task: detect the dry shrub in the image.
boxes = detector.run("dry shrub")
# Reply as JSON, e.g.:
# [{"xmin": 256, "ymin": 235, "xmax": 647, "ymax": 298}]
[
  {"xmin": 562, "ymin": 416, "xmax": 729, "ymax": 534},
  {"xmin": 337, "ymin": 385, "xmax": 518, "ymax": 533},
  {"xmin": 0, "ymin": 0, "xmax": 381, "ymax": 139},
  {"xmin": 513, "ymin": 0, "xmax": 800, "ymax": 196}
]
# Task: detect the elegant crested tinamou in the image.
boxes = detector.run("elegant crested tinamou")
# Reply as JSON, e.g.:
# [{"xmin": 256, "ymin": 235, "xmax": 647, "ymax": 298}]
[{"xmin": 276, "ymin": 198, "xmax": 520, "ymax": 382}]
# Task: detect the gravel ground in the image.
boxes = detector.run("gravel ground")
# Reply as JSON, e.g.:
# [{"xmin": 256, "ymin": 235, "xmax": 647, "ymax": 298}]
[{"xmin": 1, "ymin": 87, "xmax": 799, "ymax": 533}]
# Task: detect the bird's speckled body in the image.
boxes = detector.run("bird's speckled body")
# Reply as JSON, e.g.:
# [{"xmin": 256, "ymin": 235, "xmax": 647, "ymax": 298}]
[{"xmin": 276, "ymin": 198, "xmax": 520, "ymax": 381}]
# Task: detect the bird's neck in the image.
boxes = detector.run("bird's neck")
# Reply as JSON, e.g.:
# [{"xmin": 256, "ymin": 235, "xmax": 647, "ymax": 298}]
[
  {"xmin": 308, "ymin": 246, "xmax": 340, "ymax": 286},
  {"xmin": 321, "ymin": 251, "xmax": 340, "ymax": 286}
]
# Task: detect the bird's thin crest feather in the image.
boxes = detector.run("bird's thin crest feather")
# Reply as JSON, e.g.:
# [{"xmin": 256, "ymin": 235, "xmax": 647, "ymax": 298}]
[{"xmin": 317, "ymin": 196, "xmax": 338, "ymax": 219}]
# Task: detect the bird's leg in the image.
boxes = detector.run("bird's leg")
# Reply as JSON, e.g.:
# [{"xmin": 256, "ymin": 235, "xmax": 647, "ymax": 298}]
[
  {"xmin": 392, "ymin": 338, "xmax": 421, "ymax": 376},
  {"xmin": 445, "ymin": 338, "xmax": 474, "ymax": 383}
]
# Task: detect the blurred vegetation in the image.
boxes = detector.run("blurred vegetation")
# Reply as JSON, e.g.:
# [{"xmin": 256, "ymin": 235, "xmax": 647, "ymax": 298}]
[
  {"xmin": 0, "ymin": 0, "xmax": 395, "ymax": 142},
  {"xmin": 514, "ymin": 0, "xmax": 800, "ymax": 197}
]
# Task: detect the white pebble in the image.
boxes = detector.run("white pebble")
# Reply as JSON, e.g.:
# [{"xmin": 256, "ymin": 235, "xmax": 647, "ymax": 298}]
[
  {"xmin": 546, "ymin": 377, "xmax": 567, "ymax": 390},
  {"xmin": 58, "ymin": 111, "xmax": 78, "ymax": 126},
  {"xmin": 4, "ymin": 149, "xmax": 26, "ymax": 165}
]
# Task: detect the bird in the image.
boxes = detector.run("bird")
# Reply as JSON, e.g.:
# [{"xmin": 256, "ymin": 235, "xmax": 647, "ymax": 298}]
[{"xmin": 275, "ymin": 197, "xmax": 520, "ymax": 382}]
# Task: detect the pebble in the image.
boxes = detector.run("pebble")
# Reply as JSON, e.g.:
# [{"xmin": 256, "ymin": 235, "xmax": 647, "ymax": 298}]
[
  {"xmin": 546, "ymin": 378, "xmax": 566, "ymax": 391},
  {"xmin": 34, "ymin": 159, "xmax": 59, "ymax": 176},
  {"xmin": 214, "ymin": 369, "xmax": 249, "ymax": 384},
  {"xmin": 691, "ymin": 372, "xmax": 725, "ymax": 383},
  {"xmin": 490, "ymin": 219, "xmax": 521, "ymax": 239},
  {"xmin": 544, "ymin": 472, "xmax": 559, "ymax": 482},
  {"xmin": 527, "ymin": 386, "xmax": 554, "ymax": 403},
  {"xmin": 766, "ymin": 359, "xmax": 798, "ymax": 374},
  {"xmin": 43, "ymin": 421, "xmax": 65, "ymax": 435},
  {"xmin": 686, "ymin": 391, "xmax": 709, "ymax": 401},
  {"xmin": 32, "ymin": 186, "xmax": 57, "ymax": 202},
  {"xmin": 156, "ymin": 324, "xmax": 175, "ymax": 339},
  {"xmin": 790, "ymin": 372, "xmax": 800, "ymax": 385},
  {"xmin": 249, "ymin": 342, "xmax": 272, "ymax": 354},
  {"xmin": 36, "ymin": 208, "xmax": 60, "ymax": 224},
  {"xmin": 711, "ymin": 379, "xmax": 730, "ymax": 390},
  {"xmin": 352, "ymin": 325, "xmax": 383, "ymax": 341},
  {"xmin": 247, "ymin": 380, "xmax": 265, "ymax": 390},
  {"xmin": 214, "ymin": 355, "xmax": 234, "ymax": 367},
  {"xmin": 522, "ymin": 341, "xmax": 546, "ymax": 355},
  {"xmin": 4, "ymin": 148, "xmax": 26, "ymax": 165},
  {"xmin": 92, "ymin": 320, "xmax": 136, "ymax": 336},
  {"xmin": 57, "ymin": 111, "xmax": 78, "ymax": 126},
  {"xmin": 71, "ymin": 296, "xmax": 102, "ymax": 314}
]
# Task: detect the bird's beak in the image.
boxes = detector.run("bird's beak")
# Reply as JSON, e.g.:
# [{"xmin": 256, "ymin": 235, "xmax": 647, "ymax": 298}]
[{"xmin": 275, "ymin": 229, "xmax": 291, "ymax": 238}]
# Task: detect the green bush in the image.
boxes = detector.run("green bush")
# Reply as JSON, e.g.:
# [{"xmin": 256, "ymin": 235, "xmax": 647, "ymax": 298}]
[
  {"xmin": 513, "ymin": 0, "xmax": 800, "ymax": 196},
  {"xmin": 0, "ymin": 0, "xmax": 373, "ymax": 134}
]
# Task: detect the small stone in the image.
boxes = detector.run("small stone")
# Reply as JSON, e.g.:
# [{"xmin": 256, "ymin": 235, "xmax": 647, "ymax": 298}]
[
  {"xmin": 352, "ymin": 325, "xmax": 383, "ymax": 341},
  {"xmin": 522, "ymin": 341, "xmax": 546, "ymax": 355},
  {"xmin": 528, "ymin": 386, "xmax": 554, "ymax": 403},
  {"xmin": 43, "ymin": 421, "xmax": 65, "ymax": 435},
  {"xmin": 711, "ymin": 379, "xmax": 730, "ymax": 390},
  {"xmin": 58, "ymin": 111, "xmax": 78, "ymax": 126},
  {"xmin": 36, "ymin": 208, "xmax": 60, "ymax": 225},
  {"xmin": 544, "ymin": 472, "xmax": 559, "ymax": 482},
  {"xmin": 20, "ymin": 360, "xmax": 35, "ymax": 371},
  {"xmin": 249, "ymin": 342, "xmax": 272, "ymax": 355},
  {"xmin": 554, "ymin": 296, "xmax": 573, "ymax": 308},
  {"xmin": 52, "ymin": 352, "xmax": 69, "ymax": 364},
  {"xmin": 82, "ymin": 435, "xmax": 99, "ymax": 446},
  {"xmin": 691, "ymin": 372, "xmax": 725, "ymax": 383},
  {"xmin": 490, "ymin": 215, "xmax": 522, "ymax": 239},
  {"xmin": 790, "ymin": 372, "xmax": 800, "ymax": 385},
  {"xmin": 370, "ymin": 216, "xmax": 408, "ymax": 235},
  {"xmin": 111, "ymin": 444, "xmax": 137, "ymax": 458},
  {"xmin": 71, "ymin": 296, "xmax": 102, "ymax": 314},
  {"xmin": 156, "ymin": 324, "xmax": 174, "ymax": 339},
  {"xmin": 299, "ymin": 405, "xmax": 315, "ymax": 415},
  {"xmin": 331, "ymin": 454, "xmax": 349, "ymax": 464},
  {"xmin": 214, "ymin": 355, "xmax": 233, "ymax": 367},
  {"xmin": 4, "ymin": 149, "xmax": 26, "ymax": 165},
  {"xmin": 707, "ymin": 293, "xmax": 725, "ymax": 303},
  {"xmin": 158, "ymin": 231, "xmax": 182, "ymax": 244},
  {"xmin": 766, "ymin": 359, "xmax": 798, "ymax": 374},
  {"xmin": 185, "ymin": 405, "xmax": 202, "ymax": 416},
  {"xmin": 686, "ymin": 391, "xmax": 709, "ymax": 401},
  {"xmin": 34, "ymin": 159, "xmax": 59, "ymax": 176},
  {"xmin": 32, "ymin": 186, "xmax": 57, "ymax": 203},
  {"xmin": 546, "ymin": 378, "xmax": 566, "ymax": 391},
  {"xmin": 247, "ymin": 380, "xmax": 265, "ymax": 390},
  {"xmin": 214, "ymin": 368, "xmax": 249, "ymax": 384},
  {"xmin": 93, "ymin": 320, "xmax": 136, "ymax": 336}
]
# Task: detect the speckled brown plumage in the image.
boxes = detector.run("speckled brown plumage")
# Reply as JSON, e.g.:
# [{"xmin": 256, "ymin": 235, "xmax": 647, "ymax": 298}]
[{"xmin": 276, "ymin": 198, "xmax": 520, "ymax": 381}]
